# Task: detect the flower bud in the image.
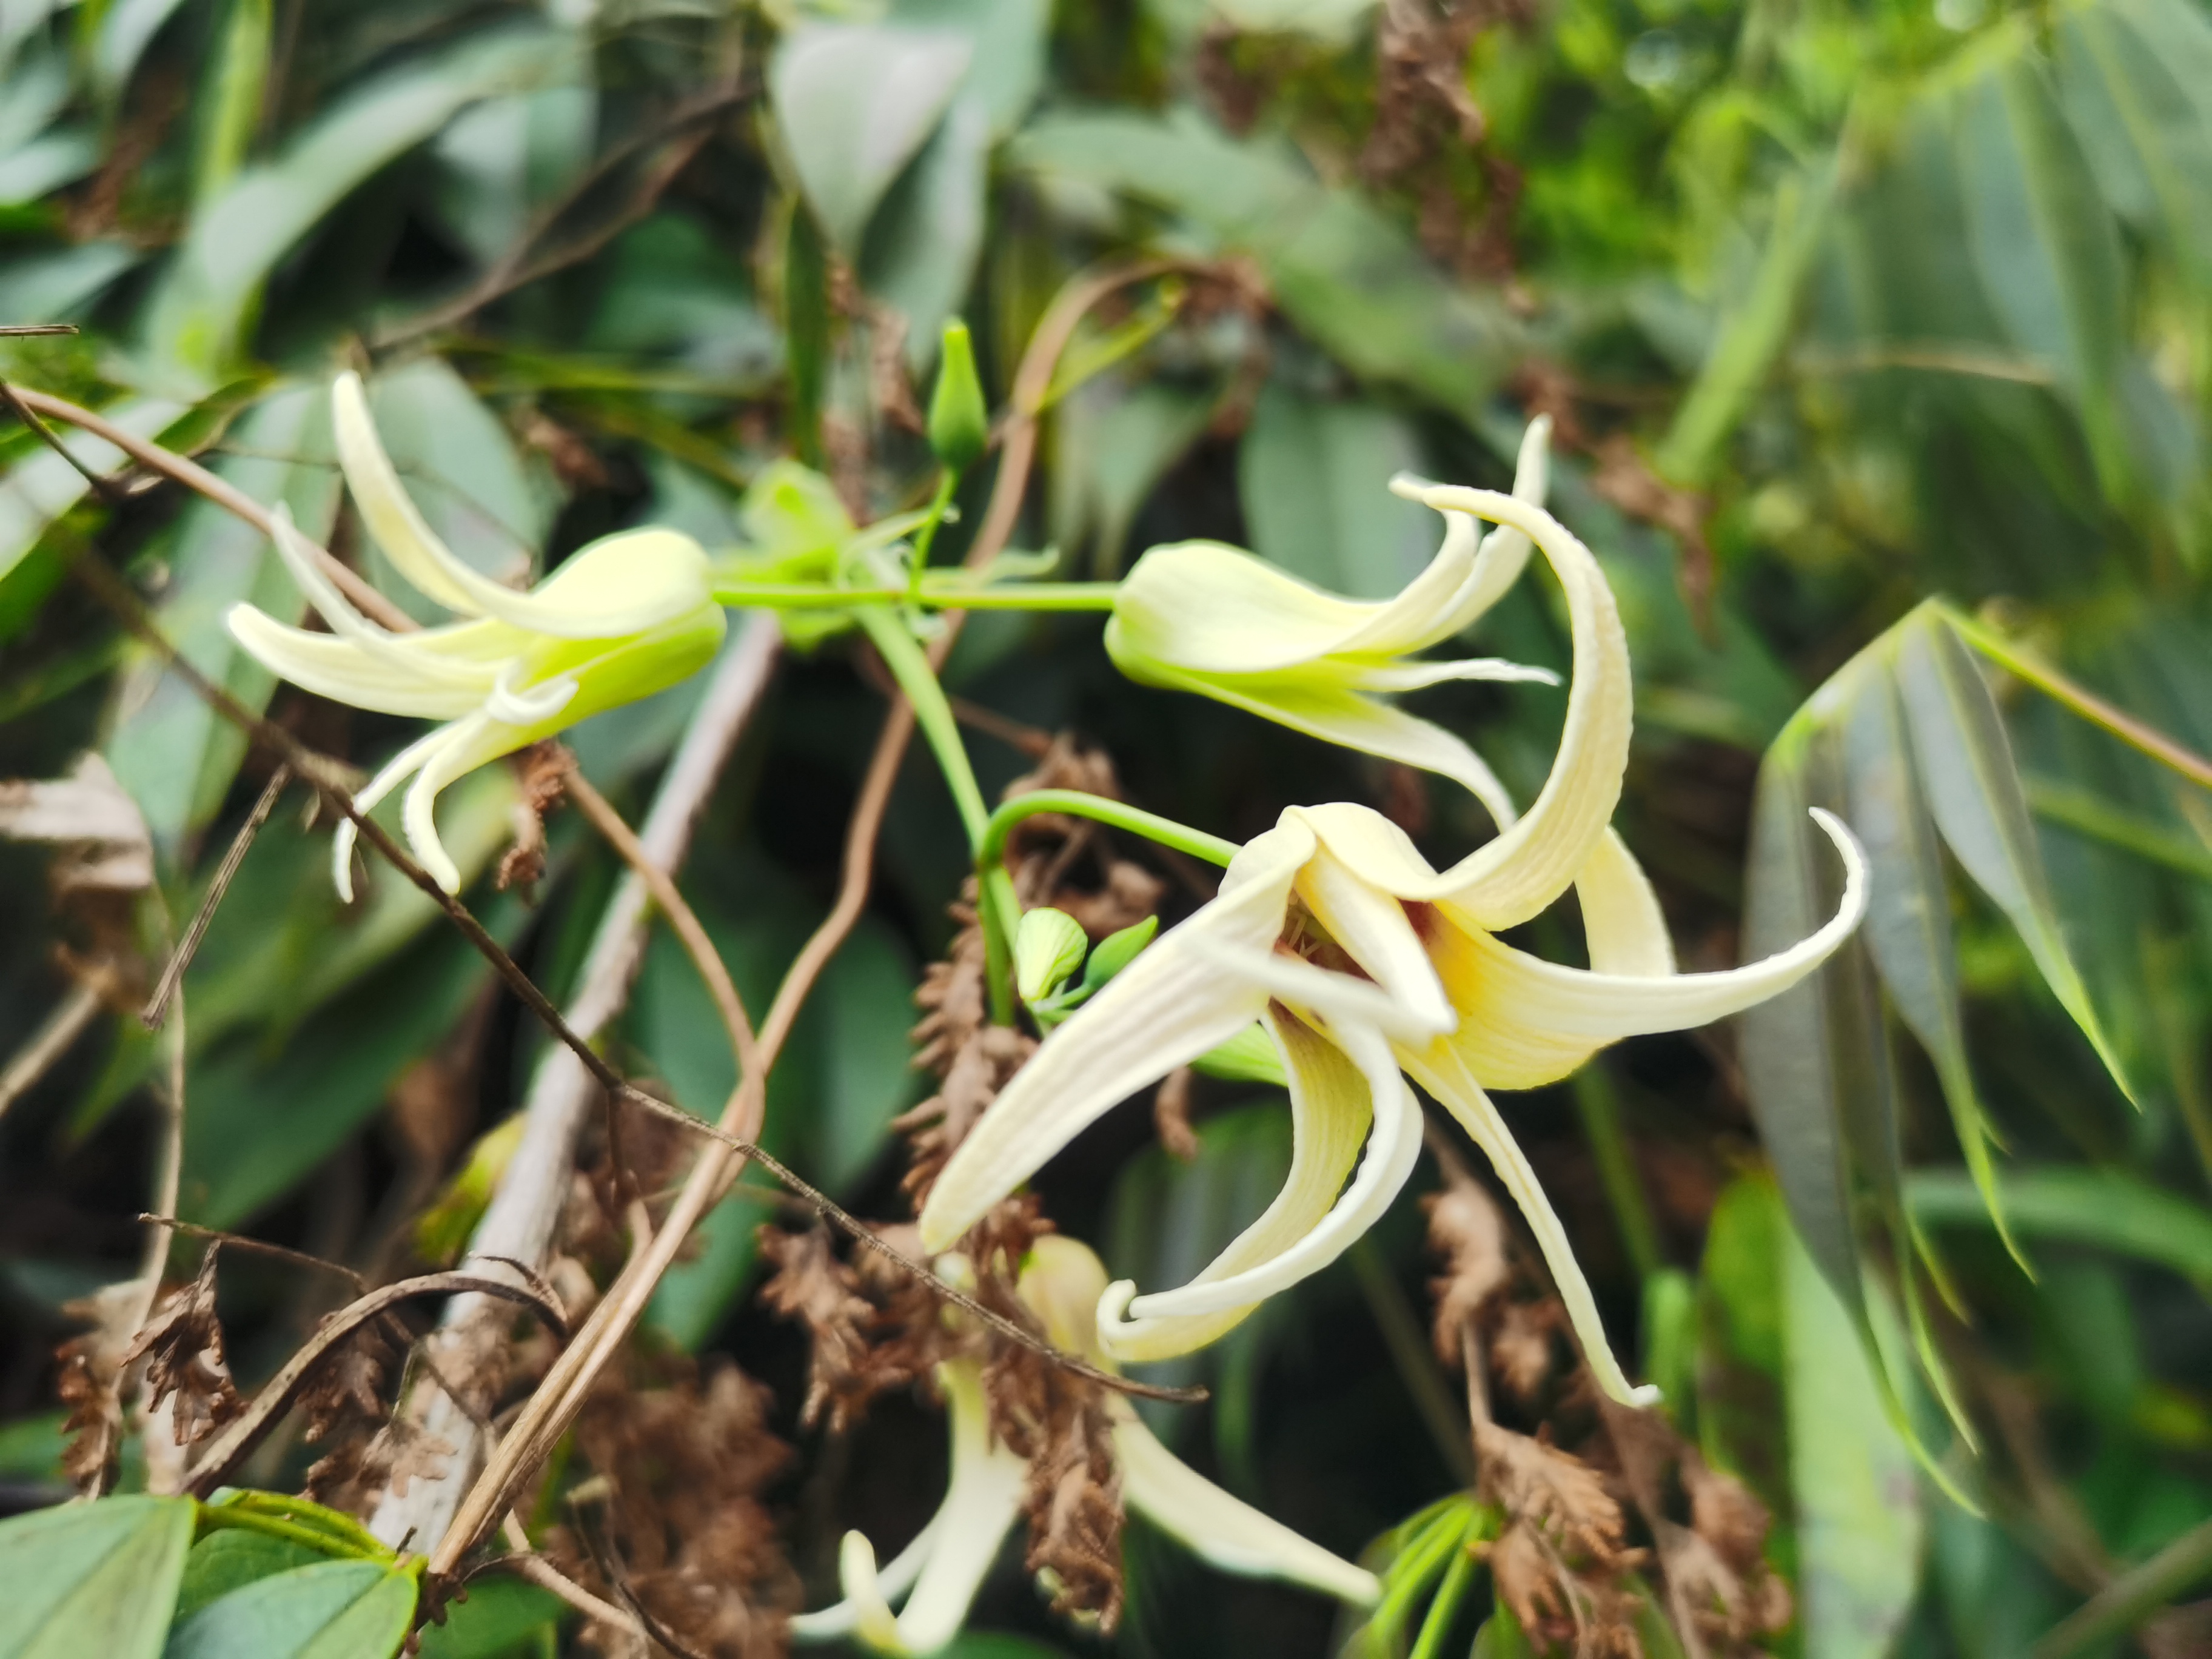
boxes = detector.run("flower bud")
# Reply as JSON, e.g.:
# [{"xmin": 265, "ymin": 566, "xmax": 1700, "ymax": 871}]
[
  {"xmin": 1014, "ymin": 906, "xmax": 1090, "ymax": 1004},
  {"xmin": 927, "ymin": 319, "xmax": 988, "ymax": 474}
]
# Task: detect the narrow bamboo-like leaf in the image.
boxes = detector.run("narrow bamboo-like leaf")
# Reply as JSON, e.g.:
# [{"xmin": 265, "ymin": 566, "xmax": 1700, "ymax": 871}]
[
  {"xmin": 0, "ymin": 398, "xmax": 187, "ymax": 590},
  {"xmin": 1843, "ymin": 657, "xmax": 2022, "ymax": 1267},
  {"xmin": 1782, "ymin": 1196, "xmax": 1926, "ymax": 1659},
  {"xmin": 1236, "ymin": 380, "xmax": 1434, "ymax": 599},
  {"xmin": 1739, "ymin": 717, "xmax": 1865, "ymax": 1317},
  {"xmin": 193, "ymin": 0, "xmax": 273, "ymax": 206},
  {"xmin": 0, "ymin": 1493, "xmax": 195, "ymax": 1659},
  {"xmin": 1954, "ymin": 56, "xmax": 2133, "ymax": 498},
  {"xmin": 163, "ymin": 1558, "xmax": 416, "ymax": 1659},
  {"xmin": 1908, "ymin": 1165, "xmax": 2212, "ymax": 1287},
  {"xmin": 1893, "ymin": 609, "xmax": 2134, "ymax": 1102}
]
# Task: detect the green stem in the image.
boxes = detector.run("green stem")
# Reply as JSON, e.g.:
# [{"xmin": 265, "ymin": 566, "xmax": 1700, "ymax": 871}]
[
  {"xmin": 1408, "ymin": 1537, "xmax": 1480, "ymax": 1659},
  {"xmin": 905, "ymin": 469, "xmax": 959, "ymax": 603},
  {"xmin": 195, "ymin": 1503, "xmax": 390, "ymax": 1563},
  {"xmin": 709, "ymin": 580, "xmax": 1123, "ymax": 612},
  {"xmin": 1942, "ymin": 604, "xmax": 2212, "ymax": 793},
  {"xmin": 1567, "ymin": 1059, "xmax": 1664, "ymax": 1281},
  {"xmin": 2032, "ymin": 1515, "xmax": 2212, "ymax": 1659},
  {"xmin": 977, "ymin": 788, "xmax": 1240, "ymax": 876},
  {"xmin": 853, "ymin": 606, "xmax": 1018, "ymax": 1022}
]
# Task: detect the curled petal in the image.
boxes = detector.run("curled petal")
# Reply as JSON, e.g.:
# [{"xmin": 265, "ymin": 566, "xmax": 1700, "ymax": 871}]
[
  {"xmin": 484, "ymin": 662, "xmax": 577, "ymax": 726},
  {"xmin": 1425, "ymin": 809, "xmax": 1866, "ymax": 1090},
  {"xmin": 787, "ymin": 1518, "xmax": 940, "ymax": 1641},
  {"xmin": 1577, "ymin": 829, "xmax": 1675, "ymax": 978},
  {"xmin": 330, "ymin": 722, "xmax": 459, "ymax": 903},
  {"xmin": 1291, "ymin": 833, "xmax": 1454, "ymax": 1035},
  {"xmin": 1101, "ymin": 1013, "xmax": 1423, "ymax": 1359},
  {"xmin": 1115, "ymin": 1404, "xmax": 1381, "ymax": 1606},
  {"xmin": 1397, "ymin": 1040, "xmax": 1658, "ymax": 1409},
  {"xmin": 918, "ymin": 820, "xmax": 1316, "ymax": 1253},
  {"xmin": 1420, "ymin": 412, "xmax": 1552, "ymax": 645},
  {"xmin": 1351, "ymin": 657, "xmax": 1558, "ymax": 693},
  {"xmin": 226, "ymin": 606, "xmax": 488, "ymax": 720},
  {"xmin": 333, "ymin": 373, "xmax": 708, "ymax": 637}
]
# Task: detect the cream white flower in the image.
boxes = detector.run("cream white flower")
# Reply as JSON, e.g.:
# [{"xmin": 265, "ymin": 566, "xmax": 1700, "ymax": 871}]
[
  {"xmin": 922, "ymin": 490, "xmax": 1868, "ymax": 1407},
  {"xmin": 1105, "ymin": 418, "xmax": 1557, "ymax": 830},
  {"xmin": 789, "ymin": 1238, "xmax": 1379, "ymax": 1655},
  {"xmin": 226, "ymin": 372, "xmax": 725, "ymax": 899}
]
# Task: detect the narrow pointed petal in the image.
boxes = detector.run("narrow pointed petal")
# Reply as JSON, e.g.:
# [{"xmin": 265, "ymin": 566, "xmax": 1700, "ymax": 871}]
[
  {"xmin": 330, "ymin": 723, "xmax": 455, "ymax": 902},
  {"xmin": 266, "ymin": 504, "xmax": 497, "ymax": 694},
  {"xmin": 1397, "ymin": 1041, "xmax": 1658, "ymax": 1409},
  {"xmin": 1418, "ymin": 413, "xmax": 1552, "ymax": 646},
  {"xmin": 888, "ymin": 1361, "xmax": 1028, "ymax": 1655},
  {"xmin": 1290, "ymin": 845, "xmax": 1453, "ymax": 1035},
  {"xmin": 1425, "ymin": 809, "xmax": 1866, "ymax": 1089},
  {"xmin": 1373, "ymin": 488, "xmax": 1631, "ymax": 927},
  {"xmin": 1115, "ymin": 1406, "xmax": 1381, "ymax": 1606},
  {"xmin": 1352, "ymin": 657, "xmax": 1558, "ymax": 692},
  {"xmin": 1134, "ymin": 658, "xmax": 1521, "ymax": 831},
  {"xmin": 834, "ymin": 1533, "xmax": 910, "ymax": 1654},
  {"xmin": 788, "ymin": 1516, "xmax": 941, "ymax": 1641},
  {"xmin": 917, "ymin": 821, "xmax": 1316, "ymax": 1253},
  {"xmin": 226, "ymin": 606, "xmax": 489, "ymax": 719},
  {"xmin": 333, "ymin": 374, "xmax": 708, "ymax": 638},
  {"xmin": 1185, "ymin": 938, "xmax": 1443, "ymax": 1045},
  {"xmin": 1111, "ymin": 1017, "xmax": 1423, "ymax": 1333},
  {"xmin": 1577, "ymin": 829, "xmax": 1675, "ymax": 977},
  {"xmin": 401, "ymin": 712, "xmax": 528, "ymax": 893}
]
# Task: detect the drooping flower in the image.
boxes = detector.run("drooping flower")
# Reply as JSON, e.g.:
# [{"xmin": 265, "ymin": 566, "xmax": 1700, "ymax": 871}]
[
  {"xmin": 1104, "ymin": 418, "xmax": 1557, "ymax": 830},
  {"xmin": 789, "ymin": 1237, "xmax": 1378, "ymax": 1655},
  {"xmin": 226, "ymin": 372, "xmax": 725, "ymax": 899},
  {"xmin": 920, "ymin": 488, "xmax": 1868, "ymax": 1406}
]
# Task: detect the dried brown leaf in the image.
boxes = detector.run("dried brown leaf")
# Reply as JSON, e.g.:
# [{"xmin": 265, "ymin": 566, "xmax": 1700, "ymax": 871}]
[
  {"xmin": 1426, "ymin": 1182, "xmax": 1510, "ymax": 1366},
  {"xmin": 122, "ymin": 1249, "xmax": 243, "ymax": 1452}
]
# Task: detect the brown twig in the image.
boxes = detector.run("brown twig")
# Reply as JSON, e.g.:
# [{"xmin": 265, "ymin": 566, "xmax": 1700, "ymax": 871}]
[
  {"xmin": 0, "ymin": 962, "xmax": 118, "ymax": 1120},
  {"xmin": 142, "ymin": 765, "xmax": 290, "ymax": 1029},
  {"xmin": 0, "ymin": 324, "xmax": 79, "ymax": 336},
  {"xmin": 139, "ymin": 1215, "xmax": 370, "ymax": 1292},
  {"xmin": 179, "ymin": 1270, "xmax": 569, "ymax": 1495},
  {"xmin": 1, "ymin": 378, "xmax": 127, "ymax": 506},
  {"xmin": 9, "ymin": 386, "xmax": 415, "ymax": 631}
]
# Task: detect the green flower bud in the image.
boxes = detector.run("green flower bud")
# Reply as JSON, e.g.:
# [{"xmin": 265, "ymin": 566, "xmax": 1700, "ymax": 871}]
[
  {"xmin": 1014, "ymin": 906, "xmax": 1090, "ymax": 1004},
  {"xmin": 927, "ymin": 319, "xmax": 988, "ymax": 474},
  {"xmin": 1078, "ymin": 914, "xmax": 1158, "ymax": 994}
]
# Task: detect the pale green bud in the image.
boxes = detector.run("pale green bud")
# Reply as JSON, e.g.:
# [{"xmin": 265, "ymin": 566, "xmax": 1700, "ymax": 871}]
[
  {"xmin": 1014, "ymin": 906, "xmax": 1090, "ymax": 1004},
  {"xmin": 927, "ymin": 319, "xmax": 988, "ymax": 474}
]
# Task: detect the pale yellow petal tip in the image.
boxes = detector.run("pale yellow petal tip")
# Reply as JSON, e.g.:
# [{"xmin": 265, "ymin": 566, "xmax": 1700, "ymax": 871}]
[
  {"xmin": 838, "ymin": 1530, "xmax": 908, "ymax": 1655},
  {"xmin": 1626, "ymin": 1382, "xmax": 1663, "ymax": 1409}
]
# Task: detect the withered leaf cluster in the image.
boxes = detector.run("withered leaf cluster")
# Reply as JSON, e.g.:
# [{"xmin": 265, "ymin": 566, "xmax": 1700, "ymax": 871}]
[
  {"xmin": 1427, "ymin": 1176, "xmax": 1791, "ymax": 1658},
  {"xmin": 122, "ymin": 1246, "xmax": 243, "ymax": 1453},
  {"xmin": 757, "ymin": 1221, "xmax": 944, "ymax": 1434},
  {"xmin": 548, "ymin": 1355, "xmax": 798, "ymax": 1659}
]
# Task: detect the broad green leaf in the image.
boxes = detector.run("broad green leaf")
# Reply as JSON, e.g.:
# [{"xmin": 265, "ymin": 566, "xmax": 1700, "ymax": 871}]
[
  {"xmin": 0, "ymin": 398, "xmax": 187, "ymax": 589},
  {"xmin": 1013, "ymin": 110, "xmax": 1517, "ymax": 414},
  {"xmin": 141, "ymin": 24, "xmax": 578, "ymax": 387},
  {"xmin": 785, "ymin": 206, "xmax": 830, "ymax": 467},
  {"xmin": 431, "ymin": 84, "xmax": 598, "ymax": 268},
  {"xmin": 414, "ymin": 1577, "xmax": 563, "ymax": 1658},
  {"xmin": 1050, "ymin": 375, "xmax": 1217, "ymax": 576},
  {"xmin": 813, "ymin": 918, "xmax": 923, "ymax": 1193},
  {"xmin": 0, "ymin": 240, "xmax": 139, "ymax": 323},
  {"xmin": 0, "ymin": 128, "xmax": 96, "ymax": 203},
  {"xmin": 355, "ymin": 358, "xmax": 551, "ymax": 618},
  {"xmin": 2056, "ymin": 2, "xmax": 2212, "ymax": 293},
  {"xmin": 769, "ymin": 24, "xmax": 972, "ymax": 253},
  {"xmin": 0, "ymin": 1494, "xmax": 195, "ymax": 1659},
  {"xmin": 862, "ymin": 95, "xmax": 991, "ymax": 372},
  {"xmin": 1657, "ymin": 155, "xmax": 1837, "ymax": 487},
  {"xmin": 1782, "ymin": 1186, "xmax": 1924, "ymax": 1659},
  {"xmin": 1842, "ymin": 657, "xmax": 2015, "ymax": 1258},
  {"xmin": 192, "ymin": 0, "xmax": 273, "ymax": 206},
  {"xmin": 1236, "ymin": 380, "xmax": 1433, "ymax": 599},
  {"xmin": 1907, "ymin": 1164, "xmax": 2212, "ymax": 1287},
  {"xmin": 173, "ymin": 1530, "xmax": 324, "ymax": 1624},
  {"xmin": 1893, "ymin": 609, "xmax": 2133, "ymax": 1101},
  {"xmin": 163, "ymin": 1558, "xmax": 416, "ymax": 1659},
  {"xmin": 104, "ymin": 384, "xmax": 341, "ymax": 850},
  {"xmin": 93, "ymin": 0, "xmax": 193, "ymax": 98},
  {"xmin": 1953, "ymin": 55, "xmax": 2132, "ymax": 497},
  {"xmin": 1738, "ymin": 719, "xmax": 1865, "ymax": 1315}
]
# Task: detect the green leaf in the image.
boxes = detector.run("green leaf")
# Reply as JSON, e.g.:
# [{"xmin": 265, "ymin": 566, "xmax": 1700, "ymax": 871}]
[
  {"xmin": 866, "ymin": 98, "xmax": 991, "ymax": 373},
  {"xmin": 93, "ymin": 0, "xmax": 195, "ymax": 99},
  {"xmin": 163, "ymin": 1559, "xmax": 416, "ymax": 1659},
  {"xmin": 770, "ymin": 24, "xmax": 973, "ymax": 253},
  {"xmin": 1842, "ymin": 656, "xmax": 2017, "ymax": 1262},
  {"xmin": 1236, "ymin": 380, "xmax": 1434, "ymax": 599},
  {"xmin": 1954, "ymin": 53, "xmax": 2133, "ymax": 497},
  {"xmin": 141, "ymin": 25, "xmax": 578, "ymax": 387},
  {"xmin": 0, "ymin": 1495, "xmax": 195, "ymax": 1659},
  {"xmin": 1013, "ymin": 110, "xmax": 1517, "ymax": 413},
  {"xmin": 414, "ymin": 1577, "xmax": 564, "ymax": 1659},
  {"xmin": 0, "ymin": 398, "xmax": 188, "ymax": 591},
  {"xmin": 193, "ymin": 0, "xmax": 273, "ymax": 207},
  {"xmin": 1907, "ymin": 1164, "xmax": 2212, "ymax": 1287},
  {"xmin": 173, "ymin": 1530, "xmax": 324, "ymax": 1624},
  {"xmin": 1050, "ymin": 375, "xmax": 1217, "ymax": 576},
  {"xmin": 105, "ymin": 384, "xmax": 343, "ymax": 850},
  {"xmin": 785, "ymin": 206, "xmax": 830, "ymax": 468},
  {"xmin": 1893, "ymin": 609, "xmax": 2133, "ymax": 1101},
  {"xmin": 1781, "ymin": 1185, "xmax": 1925, "ymax": 1659}
]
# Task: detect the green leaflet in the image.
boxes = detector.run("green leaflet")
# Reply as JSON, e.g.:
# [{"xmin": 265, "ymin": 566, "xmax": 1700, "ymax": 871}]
[
  {"xmin": 163, "ymin": 1558, "xmax": 416, "ymax": 1659},
  {"xmin": 0, "ymin": 1495, "xmax": 195, "ymax": 1659},
  {"xmin": 1236, "ymin": 379, "xmax": 1435, "ymax": 600},
  {"xmin": 1907, "ymin": 1164, "xmax": 2212, "ymax": 1287}
]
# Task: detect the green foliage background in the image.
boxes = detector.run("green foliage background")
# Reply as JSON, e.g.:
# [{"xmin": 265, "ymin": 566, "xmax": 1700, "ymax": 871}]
[{"xmin": 1, "ymin": 0, "xmax": 2209, "ymax": 1651}]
